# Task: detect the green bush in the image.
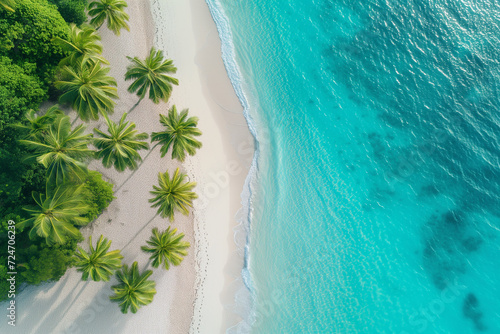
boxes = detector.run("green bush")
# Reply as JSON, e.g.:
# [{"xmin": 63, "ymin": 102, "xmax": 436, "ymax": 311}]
[
  {"xmin": 0, "ymin": 57, "xmax": 47, "ymax": 135},
  {"xmin": 48, "ymin": 0, "xmax": 88, "ymax": 25},
  {"xmin": 19, "ymin": 239, "xmax": 81, "ymax": 285},
  {"xmin": 82, "ymin": 171, "xmax": 115, "ymax": 221},
  {"xmin": 0, "ymin": 0, "xmax": 69, "ymax": 85}
]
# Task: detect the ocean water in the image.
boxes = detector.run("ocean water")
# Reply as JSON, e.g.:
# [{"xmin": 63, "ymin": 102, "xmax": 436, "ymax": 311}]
[{"xmin": 207, "ymin": 0, "xmax": 500, "ymax": 333}]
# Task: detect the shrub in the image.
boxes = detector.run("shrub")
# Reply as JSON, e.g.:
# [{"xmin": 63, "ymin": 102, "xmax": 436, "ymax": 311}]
[
  {"xmin": 48, "ymin": 0, "xmax": 88, "ymax": 25},
  {"xmin": 0, "ymin": 0, "xmax": 69, "ymax": 85},
  {"xmin": 82, "ymin": 171, "xmax": 115, "ymax": 221}
]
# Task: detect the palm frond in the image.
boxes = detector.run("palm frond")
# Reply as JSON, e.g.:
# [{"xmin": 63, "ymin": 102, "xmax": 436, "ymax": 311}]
[
  {"xmin": 110, "ymin": 262, "xmax": 156, "ymax": 314},
  {"xmin": 125, "ymin": 47, "xmax": 179, "ymax": 104},
  {"xmin": 141, "ymin": 227, "xmax": 189, "ymax": 270},
  {"xmin": 93, "ymin": 113, "xmax": 149, "ymax": 171},
  {"xmin": 75, "ymin": 235, "xmax": 123, "ymax": 281},
  {"xmin": 17, "ymin": 185, "xmax": 89, "ymax": 245},
  {"xmin": 149, "ymin": 168, "xmax": 197, "ymax": 220},
  {"xmin": 151, "ymin": 105, "xmax": 202, "ymax": 161}
]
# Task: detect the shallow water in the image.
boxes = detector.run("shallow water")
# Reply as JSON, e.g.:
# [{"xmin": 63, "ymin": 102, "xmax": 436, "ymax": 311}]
[{"xmin": 208, "ymin": 0, "xmax": 500, "ymax": 332}]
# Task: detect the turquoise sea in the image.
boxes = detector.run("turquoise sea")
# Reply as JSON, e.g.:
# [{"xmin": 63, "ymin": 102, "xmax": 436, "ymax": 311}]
[{"xmin": 207, "ymin": 0, "xmax": 500, "ymax": 333}]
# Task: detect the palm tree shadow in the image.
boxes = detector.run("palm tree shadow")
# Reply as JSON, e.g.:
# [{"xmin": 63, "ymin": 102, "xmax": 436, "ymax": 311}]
[
  {"xmin": 120, "ymin": 213, "xmax": 159, "ymax": 252},
  {"xmin": 128, "ymin": 98, "xmax": 142, "ymax": 113},
  {"xmin": 59, "ymin": 280, "xmax": 91, "ymax": 321},
  {"xmin": 114, "ymin": 143, "xmax": 160, "ymax": 193},
  {"xmin": 142, "ymin": 258, "xmax": 153, "ymax": 272}
]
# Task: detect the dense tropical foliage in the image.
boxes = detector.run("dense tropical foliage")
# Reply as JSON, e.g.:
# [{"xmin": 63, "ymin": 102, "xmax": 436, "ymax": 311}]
[
  {"xmin": 125, "ymin": 47, "xmax": 179, "ymax": 104},
  {"xmin": 110, "ymin": 261, "xmax": 156, "ymax": 314},
  {"xmin": 93, "ymin": 113, "xmax": 149, "ymax": 171},
  {"xmin": 141, "ymin": 227, "xmax": 190, "ymax": 270},
  {"xmin": 48, "ymin": 0, "xmax": 88, "ymax": 25},
  {"xmin": 0, "ymin": 0, "xmax": 15, "ymax": 12},
  {"xmin": 75, "ymin": 235, "xmax": 123, "ymax": 281},
  {"xmin": 149, "ymin": 168, "xmax": 197, "ymax": 221},
  {"xmin": 151, "ymin": 105, "xmax": 202, "ymax": 162},
  {"xmin": 0, "ymin": 0, "xmax": 69, "ymax": 84},
  {"xmin": 0, "ymin": 0, "xmax": 117, "ymax": 301}
]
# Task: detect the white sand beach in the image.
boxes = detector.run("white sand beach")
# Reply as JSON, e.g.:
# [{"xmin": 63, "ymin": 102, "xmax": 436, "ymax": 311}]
[{"xmin": 1, "ymin": 0, "xmax": 252, "ymax": 333}]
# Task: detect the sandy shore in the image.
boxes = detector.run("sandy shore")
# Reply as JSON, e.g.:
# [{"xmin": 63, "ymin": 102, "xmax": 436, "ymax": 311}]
[{"xmin": 0, "ymin": 0, "xmax": 252, "ymax": 333}]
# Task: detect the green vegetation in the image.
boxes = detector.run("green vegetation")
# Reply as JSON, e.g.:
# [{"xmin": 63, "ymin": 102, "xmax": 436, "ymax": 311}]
[
  {"xmin": 75, "ymin": 235, "xmax": 123, "ymax": 281},
  {"xmin": 13, "ymin": 106, "xmax": 63, "ymax": 139},
  {"xmin": 110, "ymin": 261, "xmax": 156, "ymax": 314},
  {"xmin": 18, "ymin": 184, "xmax": 89, "ymax": 245},
  {"xmin": 151, "ymin": 105, "xmax": 202, "ymax": 162},
  {"xmin": 19, "ymin": 115, "xmax": 94, "ymax": 184},
  {"xmin": 19, "ymin": 237, "xmax": 82, "ymax": 284},
  {"xmin": 0, "ymin": 0, "xmax": 15, "ymax": 12},
  {"xmin": 54, "ymin": 23, "xmax": 109, "ymax": 66},
  {"xmin": 56, "ymin": 61, "xmax": 118, "ymax": 121},
  {"xmin": 141, "ymin": 227, "xmax": 189, "ymax": 270},
  {"xmin": 0, "ymin": 0, "xmax": 69, "ymax": 84},
  {"xmin": 48, "ymin": 0, "xmax": 88, "ymax": 25},
  {"xmin": 93, "ymin": 113, "xmax": 149, "ymax": 171},
  {"xmin": 149, "ymin": 168, "xmax": 197, "ymax": 221},
  {"xmin": 0, "ymin": 57, "xmax": 47, "ymax": 136},
  {"xmin": 81, "ymin": 171, "xmax": 115, "ymax": 221},
  {"xmin": 0, "ymin": 0, "xmax": 199, "ymax": 314},
  {"xmin": 125, "ymin": 47, "xmax": 179, "ymax": 104},
  {"xmin": 88, "ymin": 0, "xmax": 129, "ymax": 35}
]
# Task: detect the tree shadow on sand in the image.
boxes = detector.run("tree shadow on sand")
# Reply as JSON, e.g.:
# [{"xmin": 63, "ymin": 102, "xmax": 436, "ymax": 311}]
[{"xmin": 114, "ymin": 142, "xmax": 160, "ymax": 193}]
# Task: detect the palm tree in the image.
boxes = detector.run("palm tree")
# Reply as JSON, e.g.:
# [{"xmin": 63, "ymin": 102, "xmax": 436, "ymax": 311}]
[
  {"xmin": 149, "ymin": 168, "xmax": 197, "ymax": 221},
  {"xmin": 56, "ymin": 60, "xmax": 118, "ymax": 121},
  {"xmin": 13, "ymin": 106, "xmax": 63, "ymax": 139},
  {"xmin": 93, "ymin": 113, "xmax": 149, "ymax": 171},
  {"xmin": 88, "ymin": 0, "xmax": 130, "ymax": 36},
  {"xmin": 125, "ymin": 47, "xmax": 179, "ymax": 104},
  {"xmin": 19, "ymin": 115, "xmax": 94, "ymax": 184},
  {"xmin": 110, "ymin": 262, "xmax": 156, "ymax": 314},
  {"xmin": 53, "ymin": 24, "xmax": 109, "ymax": 67},
  {"xmin": 75, "ymin": 235, "xmax": 123, "ymax": 282},
  {"xmin": 17, "ymin": 185, "xmax": 90, "ymax": 245},
  {"xmin": 0, "ymin": 0, "xmax": 15, "ymax": 12},
  {"xmin": 151, "ymin": 105, "xmax": 202, "ymax": 162},
  {"xmin": 141, "ymin": 227, "xmax": 189, "ymax": 270}
]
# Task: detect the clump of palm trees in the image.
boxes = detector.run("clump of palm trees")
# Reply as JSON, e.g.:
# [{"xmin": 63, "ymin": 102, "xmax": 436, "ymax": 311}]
[{"xmin": 15, "ymin": 0, "xmax": 204, "ymax": 315}]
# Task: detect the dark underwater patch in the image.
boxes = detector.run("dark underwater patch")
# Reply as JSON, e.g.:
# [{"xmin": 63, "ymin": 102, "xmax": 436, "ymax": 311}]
[{"xmin": 463, "ymin": 293, "xmax": 487, "ymax": 332}]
